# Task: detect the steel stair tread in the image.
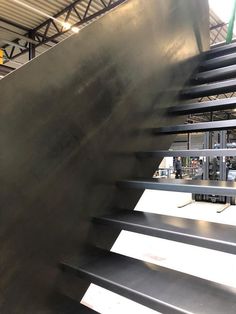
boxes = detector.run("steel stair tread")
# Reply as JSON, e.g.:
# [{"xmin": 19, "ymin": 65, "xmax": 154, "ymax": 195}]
[
  {"xmin": 153, "ymin": 119, "xmax": 236, "ymax": 134},
  {"xmin": 94, "ymin": 209, "xmax": 236, "ymax": 254},
  {"xmin": 206, "ymin": 42, "xmax": 236, "ymax": 58},
  {"xmin": 168, "ymin": 97, "xmax": 236, "ymax": 115},
  {"xmin": 181, "ymin": 79, "xmax": 236, "ymax": 99},
  {"xmin": 117, "ymin": 178, "xmax": 236, "ymax": 197},
  {"xmin": 136, "ymin": 148, "xmax": 236, "ymax": 158},
  {"xmin": 61, "ymin": 249, "xmax": 236, "ymax": 314},
  {"xmin": 193, "ymin": 64, "xmax": 236, "ymax": 84},
  {"xmin": 200, "ymin": 52, "xmax": 236, "ymax": 70}
]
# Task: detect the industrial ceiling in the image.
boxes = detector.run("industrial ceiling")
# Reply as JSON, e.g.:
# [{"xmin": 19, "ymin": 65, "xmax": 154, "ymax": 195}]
[{"xmin": 0, "ymin": 0, "xmax": 125, "ymax": 75}]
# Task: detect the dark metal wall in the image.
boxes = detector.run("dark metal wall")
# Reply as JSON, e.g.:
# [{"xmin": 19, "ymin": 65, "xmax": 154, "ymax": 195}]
[{"xmin": 0, "ymin": 0, "xmax": 209, "ymax": 313}]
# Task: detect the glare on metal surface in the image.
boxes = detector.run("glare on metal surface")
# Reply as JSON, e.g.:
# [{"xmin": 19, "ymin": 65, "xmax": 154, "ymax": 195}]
[{"xmin": 71, "ymin": 27, "xmax": 80, "ymax": 34}]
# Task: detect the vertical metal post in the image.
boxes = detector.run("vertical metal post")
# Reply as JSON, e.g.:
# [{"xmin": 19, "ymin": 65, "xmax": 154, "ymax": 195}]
[
  {"xmin": 29, "ymin": 31, "xmax": 36, "ymax": 60},
  {"xmin": 219, "ymin": 130, "xmax": 227, "ymax": 180},
  {"xmin": 203, "ymin": 113, "xmax": 213, "ymax": 196},
  {"xmin": 187, "ymin": 133, "xmax": 191, "ymax": 167},
  {"xmin": 219, "ymin": 130, "xmax": 227, "ymax": 203},
  {"xmin": 203, "ymin": 132, "xmax": 210, "ymax": 180},
  {"xmin": 226, "ymin": 0, "xmax": 236, "ymax": 43},
  {"xmin": 202, "ymin": 131, "xmax": 210, "ymax": 201},
  {"xmin": 187, "ymin": 133, "xmax": 191, "ymax": 150}
]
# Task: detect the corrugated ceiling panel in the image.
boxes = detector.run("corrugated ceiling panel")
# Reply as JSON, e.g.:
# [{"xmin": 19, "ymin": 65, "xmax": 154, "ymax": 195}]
[
  {"xmin": 0, "ymin": 0, "xmax": 76, "ymax": 29},
  {"xmin": 0, "ymin": 0, "xmax": 123, "ymax": 73}
]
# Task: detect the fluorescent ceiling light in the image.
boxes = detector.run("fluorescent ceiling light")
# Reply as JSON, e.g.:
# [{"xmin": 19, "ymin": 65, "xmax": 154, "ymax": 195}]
[{"xmin": 62, "ymin": 22, "xmax": 72, "ymax": 31}]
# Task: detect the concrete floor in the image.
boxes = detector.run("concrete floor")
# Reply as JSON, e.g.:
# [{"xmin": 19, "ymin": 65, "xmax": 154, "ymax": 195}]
[{"xmin": 81, "ymin": 190, "xmax": 236, "ymax": 313}]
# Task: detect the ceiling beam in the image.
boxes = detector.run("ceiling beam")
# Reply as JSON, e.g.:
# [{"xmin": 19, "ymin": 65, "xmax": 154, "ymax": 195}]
[
  {"xmin": 210, "ymin": 22, "xmax": 227, "ymax": 30},
  {"xmin": 1, "ymin": 39, "xmax": 27, "ymax": 49}
]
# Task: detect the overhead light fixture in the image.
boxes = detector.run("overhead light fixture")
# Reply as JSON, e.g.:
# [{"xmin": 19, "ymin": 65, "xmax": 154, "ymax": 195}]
[{"xmin": 62, "ymin": 22, "xmax": 72, "ymax": 31}]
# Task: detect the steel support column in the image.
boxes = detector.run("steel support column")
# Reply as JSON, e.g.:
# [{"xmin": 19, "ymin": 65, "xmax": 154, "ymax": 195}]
[
  {"xmin": 29, "ymin": 31, "xmax": 36, "ymax": 60},
  {"xmin": 203, "ymin": 132, "xmax": 210, "ymax": 181},
  {"xmin": 219, "ymin": 130, "xmax": 227, "ymax": 181}
]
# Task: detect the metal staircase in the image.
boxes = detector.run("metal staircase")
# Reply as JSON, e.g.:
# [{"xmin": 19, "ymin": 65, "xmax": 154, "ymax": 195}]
[{"xmin": 60, "ymin": 43, "xmax": 236, "ymax": 313}]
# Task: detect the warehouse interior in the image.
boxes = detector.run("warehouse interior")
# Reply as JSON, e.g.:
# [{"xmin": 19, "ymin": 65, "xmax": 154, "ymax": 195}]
[{"xmin": 1, "ymin": 0, "xmax": 236, "ymax": 313}]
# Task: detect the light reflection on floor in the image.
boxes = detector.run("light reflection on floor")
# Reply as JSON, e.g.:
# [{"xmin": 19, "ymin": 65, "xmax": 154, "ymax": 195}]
[{"xmin": 81, "ymin": 190, "xmax": 236, "ymax": 313}]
